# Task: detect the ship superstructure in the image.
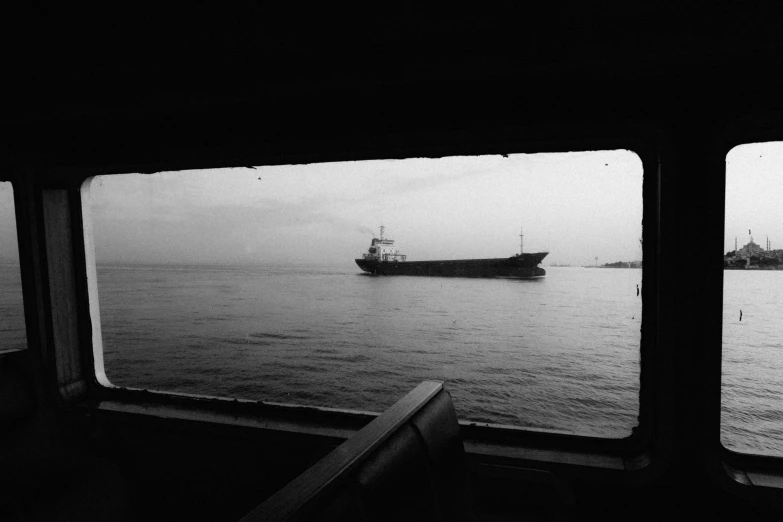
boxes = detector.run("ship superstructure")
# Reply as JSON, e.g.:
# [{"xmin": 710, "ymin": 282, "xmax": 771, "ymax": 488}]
[{"xmin": 361, "ymin": 225, "xmax": 407, "ymax": 262}]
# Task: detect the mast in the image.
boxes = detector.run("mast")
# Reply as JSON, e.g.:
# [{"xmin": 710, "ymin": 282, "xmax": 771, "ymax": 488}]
[
  {"xmin": 519, "ymin": 227, "xmax": 524, "ymax": 254},
  {"xmin": 379, "ymin": 225, "xmax": 385, "ymax": 240}
]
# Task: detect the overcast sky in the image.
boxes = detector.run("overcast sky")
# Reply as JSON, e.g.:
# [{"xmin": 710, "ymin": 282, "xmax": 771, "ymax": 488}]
[
  {"xmin": 5, "ymin": 144, "xmax": 782, "ymax": 267},
  {"xmin": 82, "ymin": 150, "xmax": 642, "ymax": 267},
  {"xmin": 726, "ymin": 142, "xmax": 783, "ymax": 252}
]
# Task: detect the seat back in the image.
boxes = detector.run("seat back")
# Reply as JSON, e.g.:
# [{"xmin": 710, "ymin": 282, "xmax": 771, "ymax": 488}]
[{"xmin": 240, "ymin": 381, "xmax": 471, "ymax": 522}]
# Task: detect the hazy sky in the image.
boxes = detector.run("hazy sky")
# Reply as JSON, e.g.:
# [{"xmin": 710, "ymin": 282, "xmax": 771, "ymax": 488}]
[
  {"xmin": 726, "ymin": 142, "xmax": 783, "ymax": 252},
  {"xmin": 5, "ymin": 144, "xmax": 782, "ymax": 267},
  {"xmin": 85, "ymin": 150, "xmax": 643, "ymax": 267}
]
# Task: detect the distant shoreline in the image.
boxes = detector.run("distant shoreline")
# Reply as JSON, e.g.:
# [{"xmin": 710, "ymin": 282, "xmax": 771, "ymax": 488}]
[
  {"xmin": 576, "ymin": 266, "xmax": 642, "ymax": 269},
  {"xmin": 725, "ymin": 266, "xmax": 783, "ymax": 271}
]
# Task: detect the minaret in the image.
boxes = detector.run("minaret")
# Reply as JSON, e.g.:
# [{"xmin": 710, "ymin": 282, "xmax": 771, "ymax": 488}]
[{"xmin": 735, "ymin": 237, "xmax": 737, "ymax": 253}]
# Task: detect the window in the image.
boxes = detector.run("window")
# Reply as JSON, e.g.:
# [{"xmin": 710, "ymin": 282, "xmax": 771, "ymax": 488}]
[
  {"xmin": 84, "ymin": 150, "xmax": 643, "ymax": 439},
  {"xmin": 0, "ymin": 182, "xmax": 26, "ymax": 353},
  {"xmin": 722, "ymin": 141, "xmax": 783, "ymax": 457}
]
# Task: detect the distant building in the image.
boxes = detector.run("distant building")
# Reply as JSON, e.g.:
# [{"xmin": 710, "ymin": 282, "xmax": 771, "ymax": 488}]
[
  {"xmin": 737, "ymin": 240, "xmax": 765, "ymax": 257},
  {"xmin": 725, "ymin": 239, "xmax": 783, "ymax": 268}
]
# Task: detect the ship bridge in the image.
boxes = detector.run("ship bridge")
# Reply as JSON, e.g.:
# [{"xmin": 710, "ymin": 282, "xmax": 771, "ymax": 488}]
[
  {"xmin": 371, "ymin": 238, "xmax": 395, "ymax": 246},
  {"xmin": 363, "ymin": 227, "xmax": 407, "ymax": 262}
]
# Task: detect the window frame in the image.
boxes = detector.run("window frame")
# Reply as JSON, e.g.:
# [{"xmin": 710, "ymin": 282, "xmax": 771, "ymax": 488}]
[
  {"xmin": 25, "ymin": 121, "xmax": 667, "ymax": 483},
  {"xmin": 0, "ymin": 178, "xmax": 27, "ymax": 355},
  {"xmin": 712, "ymin": 111, "xmax": 783, "ymax": 498}
]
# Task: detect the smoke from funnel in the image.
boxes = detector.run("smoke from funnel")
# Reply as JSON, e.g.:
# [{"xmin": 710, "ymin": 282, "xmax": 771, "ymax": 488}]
[{"xmin": 357, "ymin": 226, "xmax": 375, "ymax": 236}]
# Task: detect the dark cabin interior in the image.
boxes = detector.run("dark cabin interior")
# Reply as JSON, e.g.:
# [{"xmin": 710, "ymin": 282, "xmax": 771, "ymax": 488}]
[{"xmin": 3, "ymin": 3, "xmax": 783, "ymax": 520}]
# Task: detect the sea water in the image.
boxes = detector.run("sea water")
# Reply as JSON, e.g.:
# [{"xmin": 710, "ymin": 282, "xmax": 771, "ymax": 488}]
[
  {"xmin": 89, "ymin": 264, "xmax": 642, "ymax": 438},
  {"xmin": 722, "ymin": 270, "xmax": 783, "ymax": 456},
  {"xmin": 8, "ymin": 264, "xmax": 779, "ymax": 452}
]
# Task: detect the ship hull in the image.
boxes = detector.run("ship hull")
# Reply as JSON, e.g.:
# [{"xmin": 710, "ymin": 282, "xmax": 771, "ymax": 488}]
[{"xmin": 355, "ymin": 253, "xmax": 548, "ymax": 278}]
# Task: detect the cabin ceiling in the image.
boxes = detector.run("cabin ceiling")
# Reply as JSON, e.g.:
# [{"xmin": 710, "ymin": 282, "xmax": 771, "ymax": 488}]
[
  {"xmin": 4, "ymin": 4, "xmax": 782, "ymax": 120},
  {"xmin": 3, "ymin": 4, "xmax": 783, "ymax": 174}
]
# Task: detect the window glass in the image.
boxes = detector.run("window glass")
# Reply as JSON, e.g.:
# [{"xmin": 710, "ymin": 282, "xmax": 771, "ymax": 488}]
[
  {"xmin": 0, "ymin": 182, "xmax": 26, "ymax": 353},
  {"xmin": 87, "ymin": 151, "xmax": 643, "ymax": 438},
  {"xmin": 723, "ymin": 142, "xmax": 783, "ymax": 456}
]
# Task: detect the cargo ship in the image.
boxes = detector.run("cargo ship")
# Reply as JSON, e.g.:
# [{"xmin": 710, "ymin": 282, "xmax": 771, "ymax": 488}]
[{"xmin": 355, "ymin": 226, "xmax": 548, "ymax": 278}]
